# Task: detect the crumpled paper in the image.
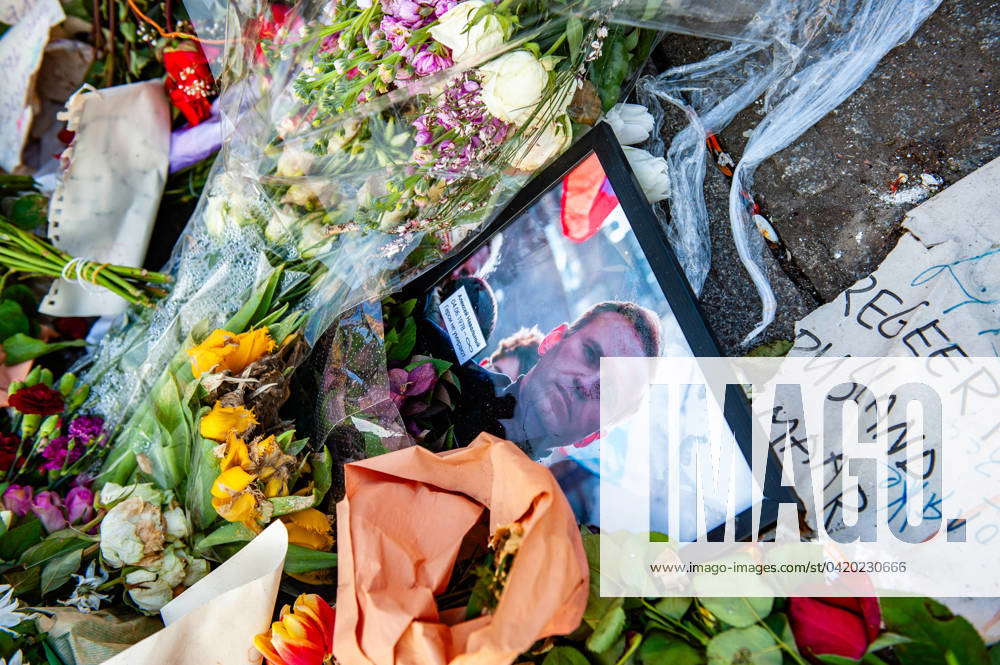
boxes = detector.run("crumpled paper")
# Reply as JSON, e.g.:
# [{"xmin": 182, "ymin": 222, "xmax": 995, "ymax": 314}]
[
  {"xmin": 95, "ymin": 519, "xmax": 288, "ymax": 665},
  {"xmin": 335, "ymin": 433, "xmax": 588, "ymax": 665}
]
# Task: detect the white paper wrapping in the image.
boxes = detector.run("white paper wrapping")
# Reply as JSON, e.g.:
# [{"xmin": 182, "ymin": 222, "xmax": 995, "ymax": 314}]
[{"xmin": 42, "ymin": 80, "xmax": 170, "ymax": 317}]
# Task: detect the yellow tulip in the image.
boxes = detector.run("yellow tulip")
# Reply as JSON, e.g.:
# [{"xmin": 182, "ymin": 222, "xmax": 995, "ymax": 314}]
[
  {"xmin": 264, "ymin": 474, "xmax": 288, "ymax": 499},
  {"xmin": 200, "ymin": 403, "xmax": 258, "ymax": 442},
  {"xmin": 281, "ymin": 508, "xmax": 334, "ymax": 551},
  {"xmin": 212, "ymin": 492, "xmax": 258, "ymax": 526},
  {"xmin": 211, "ymin": 466, "xmax": 256, "ymax": 499},
  {"xmin": 188, "ymin": 328, "xmax": 275, "ymax": 377}
]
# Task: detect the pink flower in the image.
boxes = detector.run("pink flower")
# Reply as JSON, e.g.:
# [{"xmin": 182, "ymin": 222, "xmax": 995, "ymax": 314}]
[
  {"xmin": 40, "ymin": 435, "xmax": 82, "ymax": 472},
  {"xmin": 3, "ymin": 484, "xmax": 33, "ymax": 516},
  {"xmin": 788, "ymin": 597, "xmax": 881, "ymax": 660},
  {"xmin": 65, "ymin": 485, "xmax": 95, "ymax": 524},
  {"xmin": 410, "ymin": 48, "xmax": 452, "ymax": 76},
  {"xmin": 31, "ymin": 490, "xmax": 68, "ymax": 532}
]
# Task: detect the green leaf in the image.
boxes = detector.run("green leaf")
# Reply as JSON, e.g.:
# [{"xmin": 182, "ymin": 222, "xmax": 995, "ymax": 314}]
[
  {"xmin": 18, "ymin": 536, "xmax": 89, "ymax": 568},
  {"xmin": 989, "ymin": 645, "xmax": 1000, "ymax": 665},
  {"xmin": 283, "ymin": 544, "xmax": 338, "ymax": 574},
  {"xmin": 42, "ymin": 640, "xmax": 66, "ymax": 665},
  {"xmin": 9, "ymin": 193, "xmax": 48, "ymax": 230},
  {"xmin": 195, "ymin": 522, "xmax": 256, "ymax": 552},
  {"xmin": 623, "ymin": 29, "xmax": 639, "ymax": 51},
  {"xmin": 362, "ymin": 431, "xmax": 388, "ymax": 458},
  {"xmin": 311, "ymin": 447, "xmax": 333, "ymax": 505},
  {"xmin": 4, "ymin": 565, "xmax": 41, "ymax": 594},
  {"xmin": 2, "ymin": 285, "xmax": 36, "ymax": 315},
  {"xmin": 866, "ymin": 633, "xmax": 912, "ymax": 652},
  {"xmin": 881, "ymin": 597, "xmax": 989, "ymax": 665},
  {"xmin": 591, "ymin": 29, "xmax": 632, "ymax": 112},
  {"xmin": 184, "ymin": 434, "xmax": 221, "ymax": 531},
  {"xmin": 651, "ymin": 597, "xmax": 691, "ymax": 621},
  {"xmin": 639, "ymin": 632, "xmax": 705, "ymax": 665},
  {"xmin": 706, "ymin": 626, "xmax": 781, "ymax": 665},
  {"xmin": 0, "ymin": 518, "xmax": 44, "ymax": 560},
  {"xmin": 566, "ymin": 16, "xmax": 584, "ymax": 58},
  {"xmin": 267, "ymin": 495, "xmax": 315, "ymax": 517},
  {"xmin": 1, "ymin": 334, "xmax": 86, "ymax": 365},
  {"xmin": 225, "ymin": 267, "xmax": 284, "ymax": 333},
  {"xmin": 40, "ymin": 547, "xmax": 82, "ymax": 595},
  {"xmin": 0, "ymin": 300, "xmax": 29, "ymax": 340},
  {"xmin": 586, "ymin": 605, "xmax": 626, "ymax": 653},
  {"xmin": 543, "ymin": 646, "xmax": 591, "ymax": 665},
  {"xmin": 700, "ymin": 597, "xmax": 773, "ymax": 629},
  {"xmin": 397, "ymin": 298, "xmax": 417, "ymax": 317},
  {"xmin": 387, "ymin": 317, "xmax": 417, "ymax": 365}
]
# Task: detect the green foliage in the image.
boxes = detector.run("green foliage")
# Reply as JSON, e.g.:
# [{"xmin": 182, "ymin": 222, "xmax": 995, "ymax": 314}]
[
  {"xmin": 543, "ymin": 646, "xmax": 591, "ymax": 665},
  {"xmin": 283, "ymin": 544, "xmax": 338, "ymax": 574},
  {"xmin": 0, "ymin": 300, "xmax": 29, "ymax": 340},
  {"xmin": 1, "ymin": 334, "xmax": 87, "ymax": 366},
  {"xmin": 699, "ymin": 598, "xmax": 774, "ymax": 629},
  {"xmin": 639, "ymin": 632, "xmax": 705, "ymax": 665},
  {"xmin": 706, "ymin": 626, "xmax": 780, "ymax": 665},
  {"xmin": 881, "ymin": 597, "xmax": 989, "ymax": 665},
  {"xmin": 8, "ymin": 193, "xmax": 48, "ymax": 230}
]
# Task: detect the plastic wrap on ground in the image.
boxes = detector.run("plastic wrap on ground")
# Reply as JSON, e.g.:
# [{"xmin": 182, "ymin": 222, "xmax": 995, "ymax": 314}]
[{"xmin": 638, "ymin": 0, "xmax": 941, "ymax": 344}]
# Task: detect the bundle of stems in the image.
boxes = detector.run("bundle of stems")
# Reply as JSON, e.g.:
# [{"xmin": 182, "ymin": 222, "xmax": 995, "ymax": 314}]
[{"xmin": 0, "ymin": 217, "xmax": 171, "ymax": 307}]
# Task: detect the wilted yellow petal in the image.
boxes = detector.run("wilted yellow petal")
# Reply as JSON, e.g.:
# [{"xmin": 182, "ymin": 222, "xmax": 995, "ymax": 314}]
[
  {"xmin": 211, "ymin": 466, "xmax": 256, "ymax": 499},
  {"xmin": 282, "ymin": 508, "xmax": 334, "ymax": 551},
  {"xmin": 264, "ymin": 475, "xmax": 287, "ymax": 498},
  {"xmin": 221, "ymin": 434, "xmax": 252, "ymax": 471},
  {"xmin": 200, "ymin": 403, "xmax": 258, "ymax": 442},
  {"xmin": 221, "ymin": 329, "xmax": 275, "ymax": 374},
  {"xmin": 188, "ymin": 329, "xmax": 237, "ymax": 377},
  {"xmin": 212, "ymin": 492, "xmax": 258, "ymax": 524}
]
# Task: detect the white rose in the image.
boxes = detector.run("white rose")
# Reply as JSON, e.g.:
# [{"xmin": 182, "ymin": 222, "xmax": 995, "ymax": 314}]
[
  {"xmin": 510, "ymin": 116, "xmax": 571, "ymax": 172},
  {"xmin": 183, "ymin": 557, "xmax": 210, "ymax": 587},
  {"xmin": 154, "ymin": 547, "xmax": 187, "ymax": 587},
  {"xmin": 276, "ymin": 146, "xmax": 315, "ymax": 177},
  {"xmin": 623, "ymin": 146, "xmax": 670, "ymax": 203},
  {"xmin": 605, "ymin": 103, "xmax": 655, "ymax": 146},
  {"xmin": 98, "ymin": 483, "xmax": 165, "ymax": 509},
  {"xmin": 99, "ymin": 497, "xmax": 165, "ymax": 568},
  {"xmin": 265, "ymin": 211, "xmax": 295, "ymax": 244},
  {"xmin": 125, "ymin": 569, "xmax": 174, "ymax": 613},
  {"xmin": 162, "ymin": 507, "xmax": 190, "ymax": 541},
  {"xmin": 430, "ymin": 0, "xmax": 505, "ymax": 63},
  {"xmin": 479, "ymin": 50, "xmax": 548, "ymax": 126},
  {"xmin": 202, "ymin": 194, "xmax": 228, "ymax": 238},
  {"xmin": 297, "ymin": 222, "xmax": 333, "ymax": 258}
]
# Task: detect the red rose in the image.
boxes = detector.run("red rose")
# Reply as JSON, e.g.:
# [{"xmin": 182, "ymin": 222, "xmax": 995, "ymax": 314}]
[
  {"xmin": 55, "ymin": 317, "xmax": 93, "ymax": 340},
  {"xmin": 0, "ymin": 432, "xmax": 20, "ymax": 471},
  {"xmin": 164, "ymin": 49, "xmax": 215, "ymax": 126},
  {"xmin": 788, "ymin": 597, "xmax": 881, "ymax": 660},
  {"xmin": 8, "ymin": 384, "xmax": 65, "ymax": 416}
]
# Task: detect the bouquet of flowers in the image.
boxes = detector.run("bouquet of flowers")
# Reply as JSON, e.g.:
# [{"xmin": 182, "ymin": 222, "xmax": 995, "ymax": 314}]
[{"xmin": 69, "ymin": 0, "xmax": 657, "ymax": 582}]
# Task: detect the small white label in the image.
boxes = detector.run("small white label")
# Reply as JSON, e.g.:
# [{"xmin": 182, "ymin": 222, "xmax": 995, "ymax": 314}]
[{"xmin": 439, "ymin": 285, "xmax": 488, "ymax": 364}]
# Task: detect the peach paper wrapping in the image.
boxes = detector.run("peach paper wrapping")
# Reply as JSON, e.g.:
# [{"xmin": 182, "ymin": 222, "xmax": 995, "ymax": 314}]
[{"xmin": 334, "ymin": 433, "xmax": 588, "ymax": 665}]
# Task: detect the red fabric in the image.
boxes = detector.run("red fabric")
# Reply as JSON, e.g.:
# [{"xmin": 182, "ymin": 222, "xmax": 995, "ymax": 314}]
[
  {"xmin": 560, "ymin": 153, "xmax": 618, "ymax": 243},
  {"xmin": 163, "ymin": 49, "xmax": 214, "ymax": 126},
  {"xmin": 788, "ymin": 596, "xmax": 881, "ymax": 660}
]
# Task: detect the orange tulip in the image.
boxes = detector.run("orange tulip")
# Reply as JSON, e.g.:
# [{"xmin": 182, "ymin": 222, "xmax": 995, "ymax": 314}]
[{"xmin": 254, "ymin": 594, "xmax": 335, "ymax": 665}]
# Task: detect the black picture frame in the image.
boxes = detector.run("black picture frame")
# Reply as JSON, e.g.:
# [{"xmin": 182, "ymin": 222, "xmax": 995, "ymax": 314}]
[{"xmin": 404, "ymin": 122, "xmax": 798, "ymax": 542}]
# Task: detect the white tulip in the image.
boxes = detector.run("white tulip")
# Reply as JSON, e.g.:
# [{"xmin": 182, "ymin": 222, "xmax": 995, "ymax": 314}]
[
  {"xmin": 479, "ymin": 50, "xmax": 548, "ymax": 126},
  {"xmin": 98, "ymin": 482, "xmax": 165, "ymax": 508},
  {"xmin": 623, "ymin": 146, "xmax": 670, "ymax": 203},
  {"xmin": 429, "ymin": 0, "xmax": 506, "ymax": 63},
  {"xmin": 605, "ymin": 103, "xmax": 655, "ymax": 146},
  {"xmin": 510, "ymin": 116, "xmax": 571, "ymax": 172},
  {"xmin": 162, "ymin": 507, "xmax": 190, "ymax": 541},
  {"xmin": 275, "ymin": 146, "xmax": 315, "ymax": 177}
]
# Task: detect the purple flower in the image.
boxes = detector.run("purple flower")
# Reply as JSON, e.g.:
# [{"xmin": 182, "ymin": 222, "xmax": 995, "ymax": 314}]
[
  {"xmin": 68, "ymin": 416, "xmax": 104, "ymax": 443},
  {"xmin": 380, "ymin": 16, "xmax": 413, "ymax": 53},
  {"xmin": 410, "ymin": 48, "xmax": 453, "ymax": 76},
  {"xmin": 434, "ymin": 0, "xmax": 457, "ymax": 17},
  {"xmin": 3, "ymin": 485, "xmax": 34, "ymax": 516},
  {"xmin": 389, "ymin": 362, "xmax": 438, "ymax": 410},
  {"xmin": 31, "ymin": 491, "xmax": 68, "ymax": 532},
  {"xmin": 40, "ymin": 435, "xmax": 83, "ymax": 472},
  {"xmin": 364, "ymin": 29, "xmax": 387, "ymax": 55},
  {"xmin": 385, "ymin": 0, "xmax": 422, "ymax": 24},
  {"xmin": 65, "ymin": 485, "xmax": 95, "ymax": 524}
]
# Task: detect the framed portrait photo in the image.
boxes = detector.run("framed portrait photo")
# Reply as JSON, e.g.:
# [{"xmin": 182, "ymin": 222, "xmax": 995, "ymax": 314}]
[{"xmin": 398, "ymin": 122, "xmax": 794, "ymax": 540}]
